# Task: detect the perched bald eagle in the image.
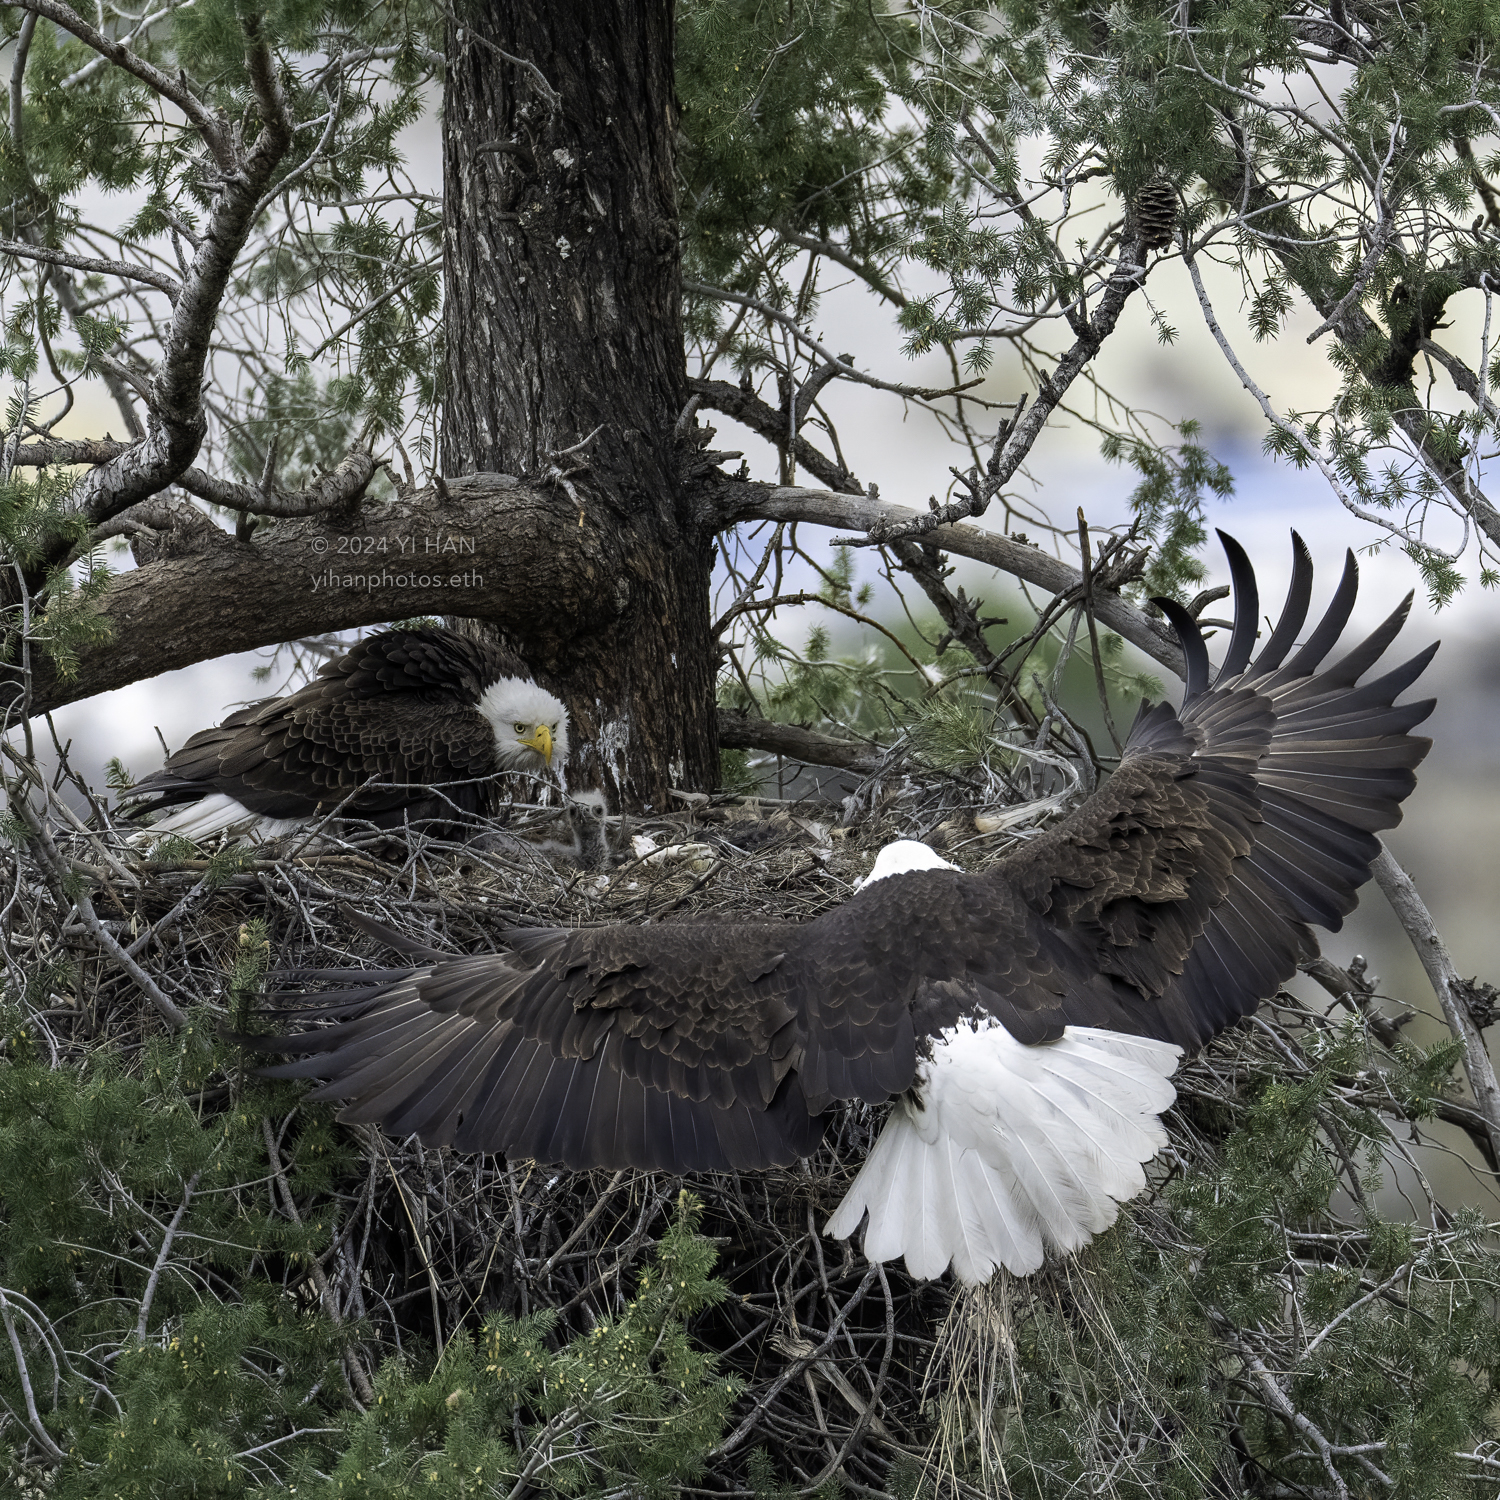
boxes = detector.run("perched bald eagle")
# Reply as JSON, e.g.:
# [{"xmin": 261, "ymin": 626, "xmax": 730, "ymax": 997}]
[
  {"xmin": 256, "ymin": 536, "xmax": 1434, "ymax": 1283},
  {"xmin": 126, "ymin": 628, "xmax": 568, "ymax": 843}
]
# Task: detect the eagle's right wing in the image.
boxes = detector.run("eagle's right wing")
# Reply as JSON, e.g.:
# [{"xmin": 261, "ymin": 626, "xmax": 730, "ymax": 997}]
[{"xmin": 992, "ymin": 532, "xmax": 1435, "ymax": 1050}]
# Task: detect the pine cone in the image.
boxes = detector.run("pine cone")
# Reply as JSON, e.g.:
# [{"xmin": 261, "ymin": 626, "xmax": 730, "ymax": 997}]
[{"xmin": 1134, "ymin": 178, "xmax": 1178, "ymax": 251}]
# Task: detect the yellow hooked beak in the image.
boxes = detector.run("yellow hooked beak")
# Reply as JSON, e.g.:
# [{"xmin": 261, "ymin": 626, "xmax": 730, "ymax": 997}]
[{"xmin": 519, "ymin": 724, "xmax": 553, "ymax": 765}]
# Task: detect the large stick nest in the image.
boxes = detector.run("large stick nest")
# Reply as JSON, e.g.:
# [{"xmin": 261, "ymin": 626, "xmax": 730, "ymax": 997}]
[{"xmin": 5, "ymin": 747, "xmax": 1497, "ymax": 1498}]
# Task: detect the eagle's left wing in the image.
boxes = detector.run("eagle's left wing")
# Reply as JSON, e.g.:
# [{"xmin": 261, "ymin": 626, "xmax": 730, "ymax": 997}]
[{"xmin": 253, "ymin": 857, "xmax": 1094, "ymax": 1173}]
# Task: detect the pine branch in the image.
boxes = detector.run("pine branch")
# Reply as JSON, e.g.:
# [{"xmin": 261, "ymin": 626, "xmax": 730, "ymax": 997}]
[
  {"xmin": 12, "ymin": 0, "xmax": 235, "ymax": 168},
  {"xmin": 716, "ymin": 709, "xmax": 886, "ymax": 775},
  {"xmin": 4, "ymin": 474, "xmax": 612, "ymax": 713},
  {"xmin": 1201, "ymin": 162, "xmax": 1500, "ymax": 550},
  {"xmin": 684, "ymin": 281, "xmax": 982, "ymax": 401},
  {"xmin": 689, "ymin": 377, "xmax": 861, "ymax": 493},
  {"xmin": 26, "ymin": 10, "xmax": 296, "ymax": 547},
  {"xmin": 1372, "ymin": 845, "xmax": 1500, "ymax": 1169},
  {"xmin": 720, "ymin": 481, "xmax": 1185, "ymax": 674},
  {"xmin": 12, "ymin": 437, "xmax": 378, "ymax": 520},
  {"xmin": 0, "ymin": 237, "xmax": 181, "ymax": 299}
]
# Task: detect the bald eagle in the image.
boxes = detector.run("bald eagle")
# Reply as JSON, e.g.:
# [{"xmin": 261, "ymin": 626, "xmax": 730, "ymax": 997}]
[
  {"xmin": 255, "ymin": 536, "xmax": 1433, "ymax": 1283},
  {"xmin": 126, "ymin": 628, "xmax": 568, "ymax": 843}
]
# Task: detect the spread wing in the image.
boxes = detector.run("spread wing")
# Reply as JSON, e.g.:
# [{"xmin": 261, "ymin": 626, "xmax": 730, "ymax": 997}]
[
  {"xmin": 258, "ymin": 924, "xmax": 825, "ymax": 1171},
  {"xmin": 979, "ymin": 531, "xmax": 1432, "ymax": 1049},
  {"xmin": 257, "ymin": 533, "xmax": 1433, "ymax": 1172},
  {"xmin": 256, "ymin": 879, "xmax": 1085, "ymax": 1171},
  {"xmin": 128, "ymin": 630, "xmax": 507, "ymax": 827},
  {"xmin": 1029, "ymin": 532, "xmax": 1432, "ymax": 1048}
]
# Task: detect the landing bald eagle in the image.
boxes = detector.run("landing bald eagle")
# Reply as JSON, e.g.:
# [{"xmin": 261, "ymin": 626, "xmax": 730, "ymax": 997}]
[
  {"xmin": 126, "ymin": 628, "xmax": 568, "ymax": 843},
  {"xmin": 256, "ymin": 536, "xmax": 1434, "ymax": 1283}
]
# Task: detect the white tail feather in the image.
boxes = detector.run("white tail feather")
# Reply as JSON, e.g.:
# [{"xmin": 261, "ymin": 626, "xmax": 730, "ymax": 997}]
[
  {"xmin": 825, "ymin": 1022, "xmax": 1181, "ymax": 1283},
  {"xmin": 127, "ymin": 793, "xmax": 306, "ymax": 846}
]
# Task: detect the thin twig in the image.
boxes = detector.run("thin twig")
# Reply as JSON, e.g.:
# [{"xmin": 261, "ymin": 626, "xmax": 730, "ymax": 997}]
[
  {"xmin": 135, "ymin": 1171, "xmax": 201, "ymax": 1339},
  {"xmin": 1372, "ymin": 845, "xmax": 1500, "ymax": 1168}
]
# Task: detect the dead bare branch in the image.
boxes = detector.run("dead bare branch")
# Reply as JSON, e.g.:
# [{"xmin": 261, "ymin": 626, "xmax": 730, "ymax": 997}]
[
  {"xmin": 721, "ymin": 482, "xmax": 1185, "ymax": 675},
  {"xmin": 1372, "ymin": 845, "xmax": 1500, "ymax": 1167},
  {"xmin": 717, "ymin": 709, "xmax": 887, "ymax": 776}
]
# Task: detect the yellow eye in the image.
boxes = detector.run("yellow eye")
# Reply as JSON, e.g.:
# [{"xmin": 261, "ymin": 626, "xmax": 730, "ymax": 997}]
[{"xmin": 514, "ymin": 722, "xmax": 529, "ymax": 735}]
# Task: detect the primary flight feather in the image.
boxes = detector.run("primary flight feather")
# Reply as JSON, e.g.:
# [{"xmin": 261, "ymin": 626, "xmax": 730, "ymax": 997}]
[{"xmin": 253, "ymin": 535, "xmax": 1435, "ymax": 1284}]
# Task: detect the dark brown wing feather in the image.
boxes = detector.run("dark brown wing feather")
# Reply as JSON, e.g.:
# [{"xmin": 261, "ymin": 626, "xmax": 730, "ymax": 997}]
[
  {"xmin": 260, "ymin": 934, "xmax": 826, "ymax": 1169},
  {"xmin": 256, "ymin": 876, "xmax": 1079, "ymax": 1167},
  {"xmin": 128, "ymin": 629, "xmax": 522, "ymax": 830},
  {"xmin": 258, "ymin": 533, "xmax": 1433, "ymax": 1168}
]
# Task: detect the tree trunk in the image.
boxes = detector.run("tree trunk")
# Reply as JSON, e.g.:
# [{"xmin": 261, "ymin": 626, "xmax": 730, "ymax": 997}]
[{"xmin": 441, "ymin": 0, "xmax": 716, "ymax": 808}]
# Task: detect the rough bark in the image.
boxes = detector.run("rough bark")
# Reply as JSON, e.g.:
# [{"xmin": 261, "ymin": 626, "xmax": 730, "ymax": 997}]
[
  {"xmin": 441, "ymin": 0, "xmax": 715, "ymax": 807},
  {"xmin": 21, "ymin": 476, "xmax": 619, "ymax": 712}
]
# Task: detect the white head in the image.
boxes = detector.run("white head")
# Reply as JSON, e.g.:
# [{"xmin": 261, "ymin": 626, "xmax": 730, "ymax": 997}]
[
  {"xmin": 478, "ymin": 677, "xmax": 571, "ymax": 772},
  {"xmin": 858, "ymin": 839, "xmax": 960, "ymax": 889}
]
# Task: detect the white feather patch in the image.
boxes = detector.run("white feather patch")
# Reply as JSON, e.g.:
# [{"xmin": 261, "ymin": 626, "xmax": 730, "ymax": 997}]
[
  {"xmin": 477, "ymin": 677, "xmax": 571, "ymax": 770},
  {"xmin": 825, "ymin": 1020, "xmax": 1182, "ymax": 1284},
  {"xmin": 859, "ymin": 840, "xmax": 959, "ymax": 888},
  {"xmin": 129, "ymin": 793, "xmax": 306, "ymax": 846}
]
